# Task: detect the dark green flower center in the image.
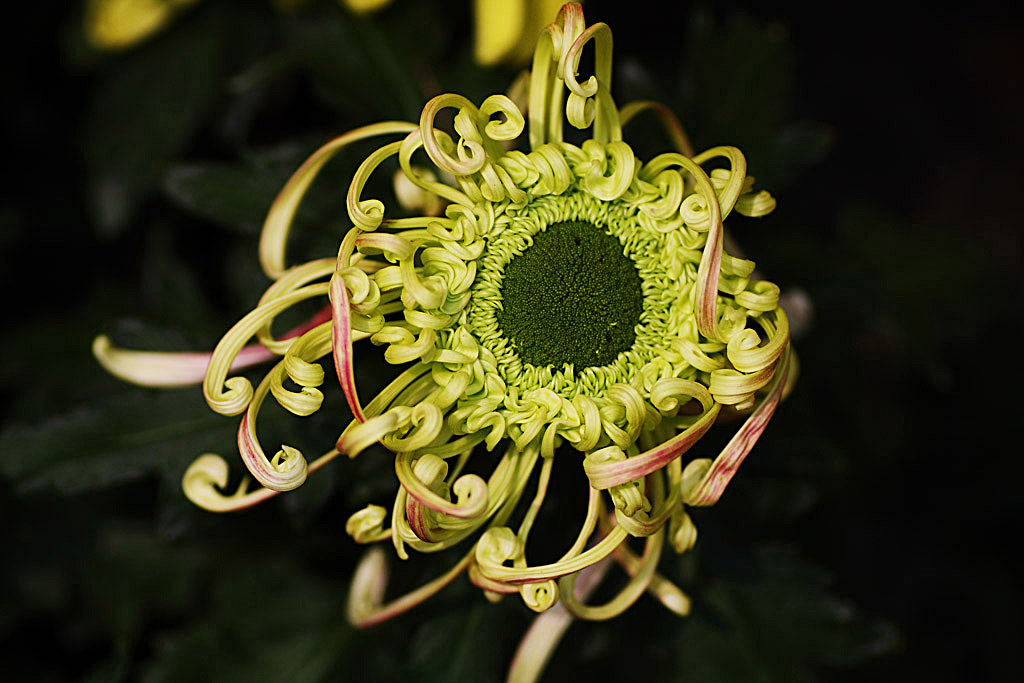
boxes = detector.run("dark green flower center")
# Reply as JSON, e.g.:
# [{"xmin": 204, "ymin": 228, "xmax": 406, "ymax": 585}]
[{"xmin": 497, "ymin": 220, "xmax": 644, "ymax": 370}]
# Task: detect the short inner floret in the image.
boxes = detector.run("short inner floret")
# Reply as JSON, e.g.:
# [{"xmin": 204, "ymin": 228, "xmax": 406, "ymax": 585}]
[{"xmin": 497, "ymin": 220, "xmax": 644, "ymax": 370}]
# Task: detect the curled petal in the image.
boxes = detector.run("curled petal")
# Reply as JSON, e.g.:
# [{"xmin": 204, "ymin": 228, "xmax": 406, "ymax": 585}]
[
  {"xmin": 506, "ymin": 557, "xmax": 612, "ymax": 683},
  {"xmin": 260, "ymin": 122, "xmax": 417, "ymax": 279},
  {"xmin": 562, "ymin": 21, "xmax": 614, "ymax": 141},
  {"xmin": 396, "ymin": 452, "xmax": 489, "ymax": 519},
  {"xmin": 562, "ymin": 21, "xmax": 610, "ymax": 99},
  {"xmin": 476, "ymin": 524, "xmax": 628, "ymax": 584},
  {"xmin": 479, "ymin": 94, "xmax": 526, "ymax": 141},
  {"xmin": 684, "ymin": 346, "xmax": 792, "ymax": 506},
  {"xmin": 614, "ymin": 469, "xmax": 678, "ymax": 538},
  {"xmin": 204, "ymin": 284, "xmax": 328, "ymax": 416},
  {"xmin": 669, "ymin": 506, "xmax": 698, "ymax": 553},
  {"xmin": 337, "ymin": 412, "xmax": 400, "ymax": 457},
  {"xmin": 239, "ymin": 414, "xmax": 307, "ymax": 491},
  {"xmin": 92, "ymin": 305, "xmax": 331, "ymax": 389},
  {"xmin": 383, "ymin": 403, "xmax": 444, "ymax": 452},
  {"xmin": 726, "ymin": 308, "xmax": 789, "ymax": 373},
  {"xmin": 708, "ymin": 363, "xmax": 776, "ymax": 405},
  {"xmin": 355, "ymin": 232, "xmax": 416, "ymax": 261},
  {"xmin": 694, "ymin": 146, "xmax": 748, "ymax": 219},
  {"xmin": 181, "ymin": 453, "xmax": 275, "ymax": 512},
  {"xmin": 736, "ymin": 280, "xmax": 782, "ymax": 314},
  {"xmin": 558, "ymin": 528, "xmax": 665, "ymax": 621},
  {"xmin": 347, "ymin": 547, "xmax": 473, "ymax": 629},
  {"xmin": 642, "ymin": 152, "xmax": 723, "ymax": 339},
  {"xmin": 347, "ymin": 140, "xmax": 405, "ymax": 231},
  {"xmin": 580, "ymin": 140, "xmax": 635, "ymax": 201},
  {"xmin": 330, "ymin": 271, "xmax": 365, "ymax": 423},
  {"xmin": 638, "ymin": 168, "xmax": 685, "ymax": 221},
  {"xmin": 649, "ymin": 378, "xmax": 712, "ymax": 415},
  {"xmin": 398, "ymin": 129, "xmax": 475, "ymax": 208},
  {"xmin": 420, "ymin": 94, "xmax": 491, "ymax": 176},
  {"xmin": 736, "ymin": 189, "xmax": 777, "ymax": 217},
  {"xmin": 520, "ymin": 580, "xmax": 559, "ymax": 613},
  {"xmin": 269, "ymin": 383, "xmax": 323, "ymax": 417},
  {"xmin": 346, "ymin": 504, "xmax": 391, "ymax": 543},
  {"xmin": 475, "ymin": 526, "xmax": 524, "ymax": 569},
  {"xmin": 585, "ymin": 392, "xmax": 719, "ymax": 490},
  {"xmin": 283, "ymin": 353, "xmax": 324, "ymax": 388}
]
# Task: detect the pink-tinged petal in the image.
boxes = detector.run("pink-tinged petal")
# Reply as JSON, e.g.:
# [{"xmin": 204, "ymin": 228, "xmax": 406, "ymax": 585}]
[
  {"xmin": 237, "ymin": 410, "xmax": 306, "ymax": 491},
  {"xmin": 468, "ymin": 564, "xmax": 520, "ymax": 594},
  {"xmin": 405, "ymin": 495, "xmax": 436, "ymax": 542},
  {"xmin": 182, "ymin": 454, "xmax": 279, "ymax": 512},
  {"xmin": 584, "ymin": 402, "xmax": 721, "ymax": 491},
  {"xmin": 684, "ymin": 346, "xmax": 792, "ymax": 507},
  {"xmin": 330, "ymin": 272, "xmax": 365, "ymax": 423},
  {"xmin": 694, "ymin": 201, "xmax": 724, "ymax": 339},
  {"xmin": 93, "ymin": 306, "xmax": 331, "ymax": 388},
  {"xmin": 396, "ymin": 452, "xmax": 490, "ymax": 519},
  {"xmin": 506, "ymin": 558, "xmax": 612, "ymax": 683},
  {"xmin": 347, "ymin": 547, "xmax": 474, "ymax": 628},
  {"xmin": 183, "ymin": 447, "xmax": 342, "ymax": 514}
]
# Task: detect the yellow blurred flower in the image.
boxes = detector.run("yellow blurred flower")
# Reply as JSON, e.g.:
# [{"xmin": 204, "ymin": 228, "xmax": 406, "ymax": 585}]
[
  {"xmin": 85, "ymin": 0, "xmax": 199, "ymax": 51},
  {"xmin": 84, "ymin": 0, "xmax": 393, "ymax": 51},
  {"xmin": 474, "ymin": 0, "xmax": 566, "ymax": 65},
  {"xmin": 342, "ymin": 0, "xmax": 393, "ymax": 14},
  {"xmin": 86, "ymin": 0, "xmax": 557, "ymax": 66}
]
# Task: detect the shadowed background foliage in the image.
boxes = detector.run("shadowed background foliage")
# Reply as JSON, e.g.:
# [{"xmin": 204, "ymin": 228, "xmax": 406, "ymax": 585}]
[{"xmin": 2, "ymin": 1, "xmax": 1021, "ymax": 681}]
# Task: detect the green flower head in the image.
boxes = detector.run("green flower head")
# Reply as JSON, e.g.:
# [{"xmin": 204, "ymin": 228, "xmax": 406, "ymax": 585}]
[{"xmin": 96, "ymin": 0, "xmax": 793, "ymax": 638}]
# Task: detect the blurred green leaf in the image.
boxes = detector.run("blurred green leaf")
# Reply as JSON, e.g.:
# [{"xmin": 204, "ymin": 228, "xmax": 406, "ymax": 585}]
[
  {"xmin": 141, "ymin": 558, "xmax": 351, "ymax": 683},
  {"xmin": 407, "ymin": 601, "xmax": 507, "ymax": 683},
  {"xmin": 683, "ymin": 9, "xmax": 833, "ymax": 188},
  {"xmin": 687, "ymin": 10, "xmax": 793, "ymax": 153},
  {"xmin": 765, "ymin": 122, "xmax": 835, "ymax": 187},
  {"xmin": 292, "ymin": 9, "xmax": 423, "ymax": 120},
  {"xmin": 83, "ymin": 526, "xmax": 205, "ymax": 642},
  {"xmin": 674, "ymin": 546, "xmax": 900, "ymax": 681},
  {"xmin": 283, "ymin": 459, "xmax": 338, "ymax": 528},
  {"xmin": 84, "ymin": 10, "xmax": 224, "ymax": 236},
  {"xmin": 163, "ymin": 163, "xmax": 285, "ymax": 235},
  {"xmin": 162, "ymin": 141, "xmax": 344, "ymax": 239},
  {"xmin": 0, "ymin": 390, "xmax": 234, "ymax": 494}
]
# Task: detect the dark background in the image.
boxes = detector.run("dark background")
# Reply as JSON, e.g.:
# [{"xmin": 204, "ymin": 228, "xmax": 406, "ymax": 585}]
[{"xmin": 2, "ymin": 1, "xmax": 1021, "ymax": 681}]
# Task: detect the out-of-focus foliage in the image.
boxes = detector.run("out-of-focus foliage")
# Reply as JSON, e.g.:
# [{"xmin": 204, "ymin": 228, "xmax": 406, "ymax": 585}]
[{"xmin": 5, "ymin": 1, "xmax": 1021, "ymax": 681}]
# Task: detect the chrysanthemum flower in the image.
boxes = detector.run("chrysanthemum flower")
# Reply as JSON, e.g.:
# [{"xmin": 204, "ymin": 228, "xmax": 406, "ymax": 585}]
[{"xmin": 95, "ymin": 0, "xmax": 793, "ymax": 654}]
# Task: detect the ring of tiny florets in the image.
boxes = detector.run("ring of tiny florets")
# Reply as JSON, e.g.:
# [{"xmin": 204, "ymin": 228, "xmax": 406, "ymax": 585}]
[{"xmin": 465, "ymin": 190, "xmax": 684, "ymax": 399}]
